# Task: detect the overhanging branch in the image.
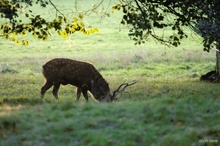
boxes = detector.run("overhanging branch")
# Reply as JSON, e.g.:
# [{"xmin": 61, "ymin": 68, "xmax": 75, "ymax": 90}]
[{"xmin": 48, "ymin": 0, "xmax": 65, "ymax": 17}]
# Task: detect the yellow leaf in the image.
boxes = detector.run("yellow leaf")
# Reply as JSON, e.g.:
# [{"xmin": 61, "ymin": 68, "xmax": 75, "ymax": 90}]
[
  {"xmin": 59, "ymin": 31, "xmax": 68, "ymax": 39},
  {"xmin": 80, "ymin": 28, "xmax": 85, "ymax": 33},
  {"xmin": 71, "ymin": 27, "xmax": 75, "ymax": 32},
  {"xmin": 73, "ymin": 17, "xmax": 78, "ymax": 22},
  {"xmin": 92, "ymin": 28, "xmax": 99, "ymax": 33},
  {"xmin": 58, "ymin": 30, "xmax": 62, "ymax": 35},
  {"xmin": 80, "ymin": 22, "xmax": 85, "ymax": 27},
  {"xmin": 32, "ymin": 32, "xmax": 36, "ymax": 38},
  {"xmin": 83, "ymin": 30, "xmax": 90, "ymax": 35},
  {"xmin": 21, "ymin": 31, "xmax": 26, "ymax": 36},
  {"xmin": 22, "ymin": 40, "xmax": 28, "ymax": 45},
  {"xmin": 11, "ymin": 38, "xmax": 17, "ymax": 42},
  {"xmin": 43, "ymin": 36, "xmax": 48, "ymax": 41},
  {"xmin": 79, "ymin": 13, "xmax": 83, "ymax": 19},
  {"xmin": 11, "ymin": 32, "xmax": 16, "ymax": 37},
  {"xmin": 16, "ymin": 40, "xmax": 20, "ymax": 45},
  {"xmin": 112, "ymin": 3, "xmax": 122, "ymax": 13}
]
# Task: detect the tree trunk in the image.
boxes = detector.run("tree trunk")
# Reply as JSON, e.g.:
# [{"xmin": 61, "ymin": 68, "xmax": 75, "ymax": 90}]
[
  {"xmin": 216, "ymin": 41, "xmax": 220, "ymax": 75},
  {"xmin": 200, "ymin": 41, "xmax": 220, "ymax": 82}
]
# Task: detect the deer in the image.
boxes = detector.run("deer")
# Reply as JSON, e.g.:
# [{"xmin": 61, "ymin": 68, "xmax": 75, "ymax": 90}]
[{"xmin": 40, "ymin": 58, "xmax": 138, "ymax": 102}]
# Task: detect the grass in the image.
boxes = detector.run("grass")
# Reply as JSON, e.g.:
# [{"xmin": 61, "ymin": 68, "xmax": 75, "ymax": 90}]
[
  {"xmin": 1, "ymin": 98, "xmax": 220, "ymax": 146},
  {"xmin": 0, "ymin": 1, "xmax": 220, "ymax": 146}
]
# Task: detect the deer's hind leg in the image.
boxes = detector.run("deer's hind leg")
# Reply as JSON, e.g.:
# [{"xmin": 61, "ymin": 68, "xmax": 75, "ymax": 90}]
[
  {"xmin": 52, "ymin": 82, "xmax": 60, "ymax": 99},
  {"xmin": 41, "ymin": 80, "xmax": 53, "ymax": 98}
]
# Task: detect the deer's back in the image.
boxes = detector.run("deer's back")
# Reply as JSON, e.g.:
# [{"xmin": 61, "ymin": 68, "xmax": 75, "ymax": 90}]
[{"xmin": 42, "ymin": 58, "xmax": 98, "ymax": 85}]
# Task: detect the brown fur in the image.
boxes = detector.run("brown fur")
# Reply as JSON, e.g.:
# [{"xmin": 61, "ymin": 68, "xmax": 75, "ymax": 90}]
[{"xmin": 41, "ymin": 58, "xmax": 114, "ymax": 102}]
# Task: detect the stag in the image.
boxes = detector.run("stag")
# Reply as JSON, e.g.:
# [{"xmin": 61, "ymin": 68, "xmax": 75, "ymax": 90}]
[{"xmin": 41, "ymin": 58, "xmax": 137, "ymax": 102}]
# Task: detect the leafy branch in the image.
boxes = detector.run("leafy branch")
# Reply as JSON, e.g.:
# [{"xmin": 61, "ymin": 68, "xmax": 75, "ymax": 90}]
[
  {"xmin": 113, "ymin": 0, "xmax": 220, "ymax": 52},
  {"xmin": 0, "ymin": 0, "xmax": 99, "ymax": 45}
]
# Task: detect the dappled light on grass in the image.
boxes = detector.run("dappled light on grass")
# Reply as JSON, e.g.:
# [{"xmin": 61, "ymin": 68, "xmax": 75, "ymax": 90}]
[{"xmin": 0, "ymin": 104, "xmax": 22, "ymax": 117}]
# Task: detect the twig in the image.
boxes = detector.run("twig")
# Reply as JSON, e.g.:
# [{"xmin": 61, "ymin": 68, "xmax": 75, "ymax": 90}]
[{"xmin": 48, "ymin": 0, "xmax": 65, "ymax": 17}]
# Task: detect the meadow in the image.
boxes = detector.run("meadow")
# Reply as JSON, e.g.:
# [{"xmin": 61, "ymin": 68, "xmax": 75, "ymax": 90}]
[{"xmin": 0, "ymin": 1, "xmax": 220, "ymax": 146}]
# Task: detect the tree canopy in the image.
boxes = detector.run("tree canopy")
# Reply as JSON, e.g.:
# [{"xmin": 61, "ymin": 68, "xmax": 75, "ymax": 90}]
[
  {"xmin": 1, "ymin": 0, "xmax": 220, "ymax": 51},
  {"xmin": 113, "ymin": 0, "xmax": 220, "ymax": 52}
]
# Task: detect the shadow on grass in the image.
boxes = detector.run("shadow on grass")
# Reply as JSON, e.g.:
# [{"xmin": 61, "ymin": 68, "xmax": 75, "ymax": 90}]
[{"xmin": 1, "ymin": 97, "xmax": 46, "ymax": 105}]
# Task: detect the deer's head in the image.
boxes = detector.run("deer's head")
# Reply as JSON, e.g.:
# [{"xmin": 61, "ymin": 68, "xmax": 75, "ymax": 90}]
[{"xmin": 93, "ymin": 80, "xmax": 138, "ymax": 102}]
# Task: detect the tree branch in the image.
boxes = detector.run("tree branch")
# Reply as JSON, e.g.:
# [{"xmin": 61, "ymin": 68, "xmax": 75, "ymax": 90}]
[
  {"xmin": 48, "ymin": 0, "xmax": 65, "ymax": 17},
  {"xmin": 134, "ymin": 0, "xmax": 147, "ymax": 21}
]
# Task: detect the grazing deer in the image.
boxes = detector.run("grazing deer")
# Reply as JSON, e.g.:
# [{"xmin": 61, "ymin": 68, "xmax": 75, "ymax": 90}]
[{"xmin": 41, "ymin": 58, "xmax": 137, "ymax": 102}]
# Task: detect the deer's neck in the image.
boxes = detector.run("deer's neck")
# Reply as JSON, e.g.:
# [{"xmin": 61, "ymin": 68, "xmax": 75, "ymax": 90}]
[
  {"xmin": 91, "ymin": 74, "xmax": 110, "ymax": 100},
  {"xmin": 97, "ymin": 76, "xmax": 109, "ymax": 89}
]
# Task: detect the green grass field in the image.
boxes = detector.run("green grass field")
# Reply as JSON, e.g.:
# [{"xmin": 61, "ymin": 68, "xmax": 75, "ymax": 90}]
[{"xmin": 0, "ymin": 1, "xmax": 220, "ymax": 146}]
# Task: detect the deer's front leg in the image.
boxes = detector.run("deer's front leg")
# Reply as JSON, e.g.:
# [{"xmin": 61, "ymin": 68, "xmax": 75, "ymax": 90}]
[
  {"xmin": 76, "ymin": 87, "xmax": 81, "ymax": 101},
  {"xmin": 81, "ymin": 84, "xmax": 89, "ymax": 102}
]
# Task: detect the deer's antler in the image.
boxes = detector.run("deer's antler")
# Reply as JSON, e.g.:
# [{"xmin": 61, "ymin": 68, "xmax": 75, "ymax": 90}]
[{"xmin": 113, "ymin": 80, "xmax": 138, "ymax": 98}]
